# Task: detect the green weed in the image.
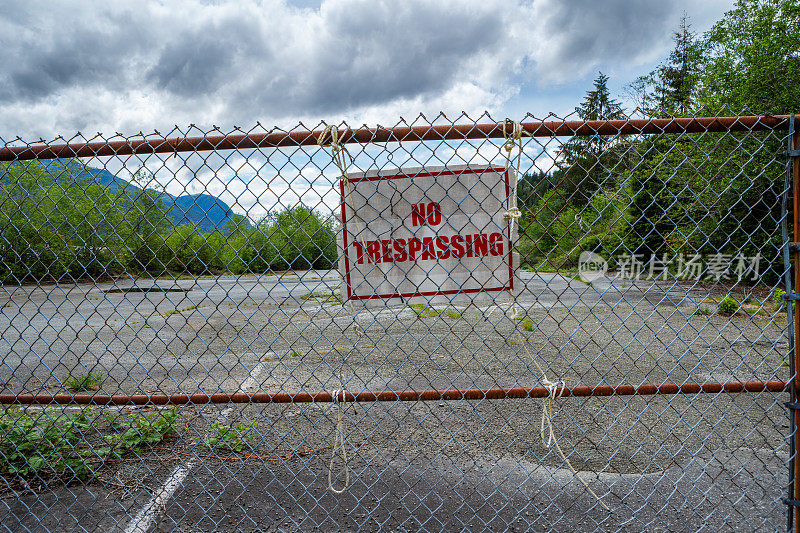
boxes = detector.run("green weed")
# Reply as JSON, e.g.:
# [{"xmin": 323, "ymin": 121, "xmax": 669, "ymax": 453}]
[
  {"xmin": 693, "ymin": 306, "xmax": 712, "ymax": 316},
  {"xmin": 65, "ymin": 371, "xmax": 104, "ymax": 392},
  {"xmin": 301, "ymin": 291, "xmax": 342, "ymax": 304},
  {"xmin": 161, "ymin": 305, "xmax": 198, "ymax": 318},
  {"xmin": 410, "ymin": 304, "xmax": 440, "ymax": 317},
  {"xmin": 0, "ymin": 406, "xmax": 178, "ymax": 482},
  {"xmin": 717, "ymin": 297, "xmax": 740, "ymax": 316},
  {"xmin": 774, "ymin": 288, "xmax": 787, "ymax": 307},
  {"xmin": 205, "ymin": 421, "xmax": 257, "ymax": 453},
  {"xmin": 447, "ymin": 312, "xmax": 462, "ymax": 319}
]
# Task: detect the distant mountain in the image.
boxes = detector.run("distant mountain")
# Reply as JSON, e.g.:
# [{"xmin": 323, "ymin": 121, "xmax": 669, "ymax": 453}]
[{"xmin": 46, "ymin": 161, "xmax": 237, "ymax": 231}]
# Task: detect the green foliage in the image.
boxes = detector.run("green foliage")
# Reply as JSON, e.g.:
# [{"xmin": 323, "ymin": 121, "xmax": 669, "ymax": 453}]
[
  {"xmin": 224, "ymin": 206, "xmax": 336, "ymax": 274},
  {"xmin": 410, "ymin": 304, "xmax": 440, "ymax": 318},
  {"xmin": 558, "ymin": 72, "xmax": 627, "ymax": 204},
  {"xmin": 64, "ymin": 371, "xmax": 104, "ymax": 392},
  {"xmin": 0, "ymin": 406, "xmax": 177, "ymax": 482},
  {"xmin": 630, "ymin": 14, "xmax": 702, "ymax": 115},
  {"xmin": 109, "ymin": 407, "xmax": 178, "ymax": 451},
  {"xmin": 520, "ymin": 190, "xmax": 629, "ymax": 269},
  {"xmin": 693, "ymin": 306, "xmax": 712, "ymax": 316},
  {"xmin": 205, "ymin": 421, "xmax": 257, "ymax": 453},
  {"xmin": 0, "ymin": 159, "xmax": 336, "ymax": 280},
  {"xmin": 698, "ymin": 0, "xmax": 800, "ymax": 114},
  {"xmin": 301, "ymin": 291, "xmax": 342, "ymax": 304},
  {"xmin": 0, "ymin": 160, "xmax": 169, "ymax": 282},
  {"xmin": 774, "ymin": 288, "xmax": 787, "ymax": 306},
  {"xmin": 718, "ymin": 297, "xmax": 740, "ymax": 315}
]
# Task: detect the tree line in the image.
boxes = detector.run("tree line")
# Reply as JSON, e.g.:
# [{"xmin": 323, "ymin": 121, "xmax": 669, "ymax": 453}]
[
  {"xmin": 518, "ymin": 0, "xmax": 800, "ymax": 281},
  {"xmin": 0, "ymin": 160, "xmax": 336, "ymax": 283}
]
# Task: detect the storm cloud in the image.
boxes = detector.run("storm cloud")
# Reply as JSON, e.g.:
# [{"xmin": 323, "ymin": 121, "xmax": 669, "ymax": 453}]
[{"xmin": 0, "ymin": 0, "xmax": 728, "ymax": 140}]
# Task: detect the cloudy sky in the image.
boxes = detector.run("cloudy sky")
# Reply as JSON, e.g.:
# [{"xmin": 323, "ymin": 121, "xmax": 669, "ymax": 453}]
[
  {"xmin": 0, "ymin": 0, "xmax": 736, "ymax": 217},
  {"xmin": 0, "ymin": 0, "xmax": 738, "ymax": 141}
]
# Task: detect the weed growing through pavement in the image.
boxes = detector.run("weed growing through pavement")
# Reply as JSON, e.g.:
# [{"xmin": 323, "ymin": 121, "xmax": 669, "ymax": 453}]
[
  {"xmin": 65, "ymin": 371, "xmax": 104, "ymax": 392},
  {"xmin": 717, "ymin": 297, "xmax": 739, "ymax": 316},
  {"xmin": 161, "ymin": 305, "xmax": 198, "ymax": 318},
  {"xmin": 410, "ymin": 304, "xmax": 440, "ymax": 317},
  {"xmin": 300, "ymin": 291, "xmax": 342, "ymax": 304},
  {"xmin": 0, "ymin": 406, "xmax": 178, "ymax": 484},
  {"xmin": 204, "ymin": 421, "xmax": 258, "ymax": 453}
]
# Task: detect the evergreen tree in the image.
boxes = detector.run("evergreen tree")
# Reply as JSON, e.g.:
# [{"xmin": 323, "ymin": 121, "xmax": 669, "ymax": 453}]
[
  {"xmin": 560, "ymin": 72, "xmax": 626, "ymax": 204},
  {"xmin": 630, "ymin": 14, "xmax": 701, "ymax": 115}
]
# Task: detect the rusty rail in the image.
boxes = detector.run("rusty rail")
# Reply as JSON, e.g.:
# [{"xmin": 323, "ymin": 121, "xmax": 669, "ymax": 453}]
[
  {"xmin": 0, "ymin": 115, "xmax": 789, "ymax": 162},
  {"xmin": 0, "ymin": 381, "xmax": 787, "ymax": 406}
]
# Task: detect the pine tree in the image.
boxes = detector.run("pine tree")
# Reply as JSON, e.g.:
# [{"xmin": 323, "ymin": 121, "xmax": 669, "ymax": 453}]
[
  {"xmin": 629, "ymin": 14, "xmax": 701, "ymax": 115},
  {"xmin": 559, "ymin": 72, "xmax": 626, "ymax": 204},
  {"xmin": 655, "ymin": 14, "xmax": 700, "ymax": 113}
]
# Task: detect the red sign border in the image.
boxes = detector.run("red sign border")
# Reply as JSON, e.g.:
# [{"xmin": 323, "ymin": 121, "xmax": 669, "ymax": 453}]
[{"xmin": 340, "ymin": 166, "xmax": 514, "ymax": 301}]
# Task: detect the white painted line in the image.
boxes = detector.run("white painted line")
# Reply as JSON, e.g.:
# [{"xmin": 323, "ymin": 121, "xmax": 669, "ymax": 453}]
[
  {"xmin": 123, "ymin": 461, "xmax": 196, "ymax": 533},
  {"xmin": 122, "ymin": 352, "xmax": 273, "ymax": 533}
]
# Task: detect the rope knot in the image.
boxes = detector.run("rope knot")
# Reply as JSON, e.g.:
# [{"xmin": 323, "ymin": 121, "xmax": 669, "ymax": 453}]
[
  {"xmin": 540, "ymin": 378, "xmax": 565, "ymax": 448},
  {"xmin": 503, "ymin": 119, "xmax": 524, "ymax": 152},
  {"xmin": 317, "ymin": 124, "xmax": 339, "ymax": 149},
  {"xmin": 503, "ymin": 207, "xmax": 522, "ymax": 222}
]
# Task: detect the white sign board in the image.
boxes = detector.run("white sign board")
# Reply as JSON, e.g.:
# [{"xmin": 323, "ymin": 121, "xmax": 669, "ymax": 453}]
[{"xmin": 337, "ymin": 165, "xmax": 519, "ymax": 306}]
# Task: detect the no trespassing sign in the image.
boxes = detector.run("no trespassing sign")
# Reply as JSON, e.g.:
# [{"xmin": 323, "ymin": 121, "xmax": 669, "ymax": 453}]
[{"xmin": 337, "ymin": 165, "xmax": 519, "ymax": 306}]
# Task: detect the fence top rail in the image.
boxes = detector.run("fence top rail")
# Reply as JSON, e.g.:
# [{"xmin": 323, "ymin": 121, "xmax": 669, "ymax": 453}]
[{"xmin": 0, "ymin": 114, "xmax": 789, "ymax": 162}]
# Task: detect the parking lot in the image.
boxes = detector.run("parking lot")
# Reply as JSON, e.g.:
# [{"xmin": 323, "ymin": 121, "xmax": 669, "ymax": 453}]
[{"xmin": 0, "ymin": 270, "xmax": 790, "ymax": 531}]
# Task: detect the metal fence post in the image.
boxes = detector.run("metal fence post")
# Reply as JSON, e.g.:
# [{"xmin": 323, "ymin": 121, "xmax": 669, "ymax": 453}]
[{"xmin": 791, "ymin": 114, "xmax": 800, "ymax": 533}]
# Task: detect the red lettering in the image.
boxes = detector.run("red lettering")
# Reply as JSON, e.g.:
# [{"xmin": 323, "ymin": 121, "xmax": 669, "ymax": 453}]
[
  {"xmin": 411, "ymin": 204, "xmax": 426, "ymax": 226},
  {"xmin": 435, "ymin": 235, "xmax": 450, "ymax": 259},
  {"xmin": 352, "ymin": 241, "xmax": 365, "ymax": 265},
  {"xmin": 465, "ymin": 234, "xmax": 474, "ymax": 258},
  {"xmin": 408, "ymin": 238, "xmax": 422, "ymax": 259},
  {"xmin": 473, "ymin": 234, "xmax": 488, "ymax": 256},
  {"xmin": 421, "ymin": 237, "xmax": 435, "ymax": 260},
  {"xmin": 394, "ymin": 238, "xmax": 407, "ymax": 262},
  {"xmin": 411, "ymin": 202, "xmax": 442, "ymax": 226},
  {"xmin": 451, "ymin": 235, "xmax": 465, "ymax": 258},
  {"xmin": 427, "ymin": 202, "xmax": 442, "ymax": 225},
  {"xmin": 366, "ymin": 240, "xmax": 382, "ymax": 263},
  {"xmin": 489, "ymin": 232, "xmax": 504, "ymax": 256},
  {"xmin": 381, "ymin": 239, "xmax": 392, "ymax": 262}
]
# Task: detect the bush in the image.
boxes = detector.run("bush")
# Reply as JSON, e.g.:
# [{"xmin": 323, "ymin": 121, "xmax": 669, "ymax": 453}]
[
  {"xmin": 774, "ymin": 288, "xmax": 787, "ymax": 307},
  {"xmin": 717, "ymin": 297, "xmax": 739, "ymax": 315},
  {"xmin": 227, "ymin": 206, "xmax": 336, "ymax": 273}
]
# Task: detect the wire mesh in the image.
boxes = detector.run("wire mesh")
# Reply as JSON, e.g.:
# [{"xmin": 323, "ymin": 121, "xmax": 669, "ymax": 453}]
[{"xmin": 0, "ymin": 112, "xmax": 793, "ymax": 531}]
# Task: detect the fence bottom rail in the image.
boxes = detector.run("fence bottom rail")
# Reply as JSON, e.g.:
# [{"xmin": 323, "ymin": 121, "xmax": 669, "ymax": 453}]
[{"xmin": 0, "ymin": 380, "xmax": 787, "ymax": 406}]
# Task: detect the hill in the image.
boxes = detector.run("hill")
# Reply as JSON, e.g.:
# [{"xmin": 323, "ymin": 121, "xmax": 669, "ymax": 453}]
[{"xmin": 49, "ymin": 161, "xmax": 237, "ymax": 231}]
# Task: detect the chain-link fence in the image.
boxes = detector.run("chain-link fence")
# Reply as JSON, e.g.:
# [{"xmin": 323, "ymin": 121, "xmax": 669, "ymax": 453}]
[{"xmin": 0, "ymin": 112, "xmax": 794, "ymax": 531}]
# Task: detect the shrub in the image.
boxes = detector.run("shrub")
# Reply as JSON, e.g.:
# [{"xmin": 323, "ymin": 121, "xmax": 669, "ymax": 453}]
[
  {"xmin": 717, "ymin": 297, "xmax": 739, "ymax": 315},
  {"xmin": 774, "ymin": 288, "xmax": 787, "ymax": 307}
]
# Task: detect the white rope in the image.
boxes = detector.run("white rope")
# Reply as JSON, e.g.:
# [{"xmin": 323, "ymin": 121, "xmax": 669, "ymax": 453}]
[
  {"xmin": 327, "ymin": 389, "xmax": 350, "ymax": 494},
  {"xmin": 319, "ymin": 124, "xmax": 365, "ymax": 336},
  {"xmin": 540, "ymin": 379, "xmax": 565, "ymax": 447},
  {"xmin": 318, "ymin": 125, "xmax": 362, "ymax": 493},
  {"xmin": 502, "ymin": 120, "xmax": 610, "ymax": 511}
]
